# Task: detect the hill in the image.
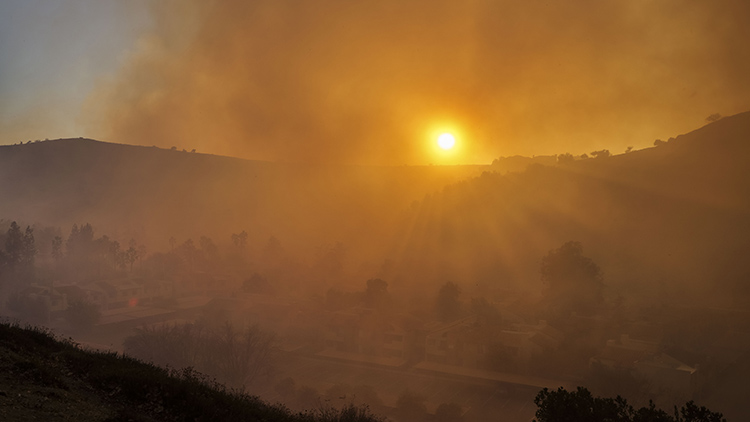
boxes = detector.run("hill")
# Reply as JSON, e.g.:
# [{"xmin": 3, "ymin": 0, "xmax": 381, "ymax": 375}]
[
  {"xmin": 390, "ymin": 112, "xmax": 750, "ymax": 304},
  {"xmin": 0, "ymin": 138, "xmax": 487, "ymax": 257},
  {"xmin": 1, "ymin": 112, "xmax": 748, "ymax": 301},
  {"xmin": 0, "ymin": 321, "xmax": 381, "ymax": 421}
]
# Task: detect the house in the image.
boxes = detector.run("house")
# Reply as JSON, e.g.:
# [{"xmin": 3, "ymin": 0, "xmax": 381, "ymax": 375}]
[
  {"xmin": 423, "ymin": 317, "xmax": 566, "ymax": 370},
  {"xmin": 591, "ymin": 333, "xmax": 699, "ymax": 399},
  {"xmin": 16, "ymin": 284, "xmax": 68, "ymax": 312},
  {"xmin": 323, "ymin": 310, "xmax": 360, "ymax": 352}
]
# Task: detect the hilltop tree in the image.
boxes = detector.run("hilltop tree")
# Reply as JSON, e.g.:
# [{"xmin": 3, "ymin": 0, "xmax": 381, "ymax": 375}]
[
  {"xmin": 557, "ymin": 153, "xmax": 576, "ymax": 165},
  {"xmin": 705, "ymin": 113, "xmax": 722, "ymax": 123},
  {"xmin": 590, "ymin": 149, "xmax": 611, "ymax": 159}
]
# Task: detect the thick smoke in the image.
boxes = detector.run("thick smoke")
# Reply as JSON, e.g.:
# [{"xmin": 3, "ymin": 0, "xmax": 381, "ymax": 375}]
[{"xmin": 86, "ymin": 0, "xmax": 750, "ymax": 164}]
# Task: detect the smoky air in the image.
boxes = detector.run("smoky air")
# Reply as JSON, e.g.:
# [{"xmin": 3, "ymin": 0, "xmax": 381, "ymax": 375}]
[{"xmin": 1, "ymin": 2, "xmax": 749, "ymax": 421}]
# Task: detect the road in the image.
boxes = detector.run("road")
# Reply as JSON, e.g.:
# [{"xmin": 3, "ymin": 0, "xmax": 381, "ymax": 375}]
[{"xmin": 260, "ymin": 353, "xmax": 538, "ymax": 422}]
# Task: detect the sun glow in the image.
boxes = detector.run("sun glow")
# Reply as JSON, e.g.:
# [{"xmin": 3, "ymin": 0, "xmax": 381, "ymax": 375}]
[{"xmin": 437, "ymin": 133, "xmax": 456, "ymax": 150}]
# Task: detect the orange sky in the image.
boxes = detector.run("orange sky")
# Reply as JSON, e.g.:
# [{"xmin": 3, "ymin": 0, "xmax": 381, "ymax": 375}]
[{"xmin": 3, "ymin": 0, "xmax": 750, "ymax": 165}]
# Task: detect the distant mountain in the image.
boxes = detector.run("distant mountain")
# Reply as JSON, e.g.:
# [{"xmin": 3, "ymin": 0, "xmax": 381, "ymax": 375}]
[
  {"xmin": 0, "ymin": 138, "xmax": 487, "ymax": 256},
  {"xmin": 391, "ymin": 112, "xmax": 750, "ymax": 305},
  {"xmin": 2, "ymin": 112, "xmax": 748, "ymax": 303}
]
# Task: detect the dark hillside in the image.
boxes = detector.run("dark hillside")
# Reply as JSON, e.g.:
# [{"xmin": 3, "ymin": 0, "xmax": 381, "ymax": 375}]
[
  {"xmin": 393, "ymin": 112, "xmax": 750, "ymax": 303},
  {"xmin": 0, "ymin": 321, "xmax": 381, "ymax": 421},
  {"xmin": 0, "ymin": 139, "xmax": 486, "ymax": 255}
]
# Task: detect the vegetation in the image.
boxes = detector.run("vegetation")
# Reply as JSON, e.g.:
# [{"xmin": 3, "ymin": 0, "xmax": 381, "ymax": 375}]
[
  {"xmin": 541, "ymin": 241, "xmax": 603, "ymax": 315},
  {"xmin": 123, "ymin": 322, "xmax": 275, "ymax": 389},
  {"xmin": 0, "ymin": 321, "xmax": 383, "ymax": 422},
  {"xmin": 533, "ymin": 387, "xmax": 725, "ymax": 422}
]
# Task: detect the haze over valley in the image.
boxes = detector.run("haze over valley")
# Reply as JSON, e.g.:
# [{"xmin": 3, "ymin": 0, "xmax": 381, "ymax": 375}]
[{"xmin": 1, "ymin": 1, "xmax": 749, "ymax": 421}]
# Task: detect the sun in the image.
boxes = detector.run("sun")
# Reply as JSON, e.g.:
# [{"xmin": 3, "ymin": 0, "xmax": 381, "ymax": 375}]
[{"xmin": 437, "ymin": 133, "xmax": 456, "ymax": 150}]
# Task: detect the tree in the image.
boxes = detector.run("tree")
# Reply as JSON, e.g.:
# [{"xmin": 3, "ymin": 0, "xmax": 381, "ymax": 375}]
[
  {"xmin": 51, "ymin": 235, "xmax": 63, "ymax": 262},
  {"xmin": 242, "ymin": 273, "xmax": 274, "ymax": 295},
  {"xmin": 533, "ymin": 387, "xmax": 726, "ymax": 422},
  {"xmin": 364, "ymin": 278, "xmax": 390, "ymax": 310},
  {"xmin": 231, "ymin": 230, "xmax": 248, "ymax": 251},
  {"xmin": 21, "ymin": 225, "xmax": 36, "ymax": 271},
  {"xmin": 557, "ymin": 153, "xmax": 576, "ymax": 165},
  {"xmin": 590, "ymin": 149, "xmax": 611, "ymax": 159},
  {"xmin": 124, "ymin": 246, "xmax": 138, "ymax": 272},
  {"xmin": 541, "ymin": 241, "xmax": 603, "ymax": 315},
  {"xmin": 705, "ymin": 113, "xmax": 722, "ymax": 123},
  {"xmin": 436, "ymin": 281, "xmax": 462, "ymax": 322},
  {"xmin": 5, "ymin": 221, "xmax": 23, "ymax": 270}
]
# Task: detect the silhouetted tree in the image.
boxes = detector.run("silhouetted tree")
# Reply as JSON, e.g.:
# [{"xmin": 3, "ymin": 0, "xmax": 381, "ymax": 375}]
[
  {"xmin": 125, "ymin": 245, "xmax": 138, "ymax": 272},
  {"xmin": 261, "ymin": 236, "xmax": 285, "ymax": 267},
  {"xmin": 654, "ymin": 139, "xmax": 667, "ymax": 147},
  {"xmin": 242, "ymin": 273, "xmax": 274, "ymax": 295},
  {"xmin": 557, "ymin": 153, "xmax": 576, "ymax": 165},
  {"xmin": 4, "ymin": 221, "xmax": 23, "ymax": 271},
  {"xmin": 705, "ymin": 113, "xmax": 722, "ymax": 123},
  {"xmin": 51, "ymin": 235, "xmax": 63, "ymax": 262},
  {"xmin": 591, "ymin": 149, "xmax": 611, "ymax": 159},
  {"xmin": 231, "ymin": 230, "xmax": 248, "ymax": 251},
  {"xmin": 364, "ymin": 278, "xmax": 390, "ymax": 310},
  {"xmin": 21, "ymin": 226, "xmax": 36, "ymax": 272},
  {"xmin": 541, "ymin": 241, "xmax": 603, "ymax": 315},
  {"xmin": 436, "ymin": 281, "xmax": 462, "ymax": 322},
  {"xmin": 533, "ymin": 387, "xmax": 726, "ymax": 422}
]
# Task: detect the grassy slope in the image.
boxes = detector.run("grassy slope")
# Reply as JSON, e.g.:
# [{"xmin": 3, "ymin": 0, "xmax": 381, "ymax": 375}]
[{"xmin": 0, "ymin": 322, "xmax": 381, "ymax": 422}]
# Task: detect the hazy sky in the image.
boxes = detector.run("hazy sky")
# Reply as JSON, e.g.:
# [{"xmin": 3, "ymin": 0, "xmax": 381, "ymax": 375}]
[{"xmin": 2, "ymin": 0, "xmax": 749, "ymax": 165}]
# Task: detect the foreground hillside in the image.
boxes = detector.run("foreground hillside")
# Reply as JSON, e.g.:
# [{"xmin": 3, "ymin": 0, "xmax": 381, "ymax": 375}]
[{"xmin": 0, "ymin": 322, "xmax": 381, "ymax": 422}]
